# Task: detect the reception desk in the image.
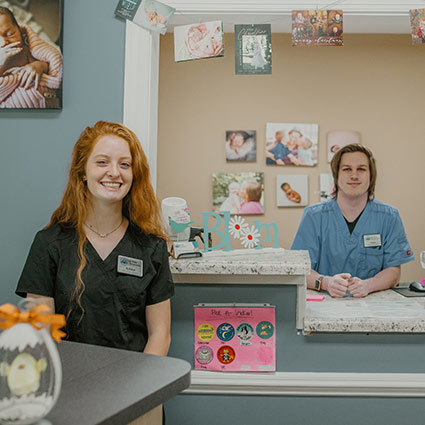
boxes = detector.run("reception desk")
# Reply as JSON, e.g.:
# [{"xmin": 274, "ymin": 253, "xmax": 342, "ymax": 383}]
[{"xmin": 46, "ymin": 341, "xmax": 191, "ymax": 425}]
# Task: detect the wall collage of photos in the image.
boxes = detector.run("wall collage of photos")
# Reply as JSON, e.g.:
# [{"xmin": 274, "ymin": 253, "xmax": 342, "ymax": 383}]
[{"xmin": 213, "ymin": 125, "xmax": 361, "ymax": 216}]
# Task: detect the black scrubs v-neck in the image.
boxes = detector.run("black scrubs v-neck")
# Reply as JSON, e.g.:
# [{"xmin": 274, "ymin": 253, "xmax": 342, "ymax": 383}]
[{"xmin": 16, "ymin": 223, "xmax": 174, "ymax": 352}]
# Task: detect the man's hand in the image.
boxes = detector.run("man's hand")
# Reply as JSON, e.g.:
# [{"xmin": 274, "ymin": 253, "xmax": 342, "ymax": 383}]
[
  {"xmin": 0, "ymin": 41, "xmax": 22, "ymax": 69},
  {"xmin": 14, "ymin": 61, "xmax": 48, "ymax": 89},
  {"xmin": 324, "ymin": 273, "xmax": 350, "ymax": 298},
  {"xmin": 347, "ymin": 277, "xmax": 370, "ymax": 298}
]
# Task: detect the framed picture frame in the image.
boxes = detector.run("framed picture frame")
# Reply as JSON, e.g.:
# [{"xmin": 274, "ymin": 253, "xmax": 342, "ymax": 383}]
[{"xmin": 0, "ymin": 0, "xmax": 63, "ymax": 109}]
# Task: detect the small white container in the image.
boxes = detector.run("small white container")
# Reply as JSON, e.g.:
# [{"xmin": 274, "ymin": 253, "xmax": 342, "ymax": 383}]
[{"xmin": 161, "ymin": 197, "xmax": 191, "ymax": 242}]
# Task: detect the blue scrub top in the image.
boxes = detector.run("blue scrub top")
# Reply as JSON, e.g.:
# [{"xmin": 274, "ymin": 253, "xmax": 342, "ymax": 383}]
[{"xmin": 291, "ymin": 199, "xmax": 414, "ymax": 279}]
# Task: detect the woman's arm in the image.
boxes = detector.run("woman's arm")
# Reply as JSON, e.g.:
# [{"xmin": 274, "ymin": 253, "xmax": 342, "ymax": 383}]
[{"xmin": 144, "ymin": 299, "xmax": 171, "ymax": 356}]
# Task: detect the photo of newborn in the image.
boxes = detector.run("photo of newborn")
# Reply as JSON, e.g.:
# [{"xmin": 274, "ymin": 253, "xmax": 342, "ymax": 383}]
[
  {"xmin": 276, "ymin": 175, "xmax": 308, "ymax": 207},
  {"xmin": 327, "ymin": 130, "xmax": 360, "ymax": 162},
  {"xmin": 225, "ymin": 130, "xmax": 256, "ymax": 162},
  {"xmin": 174, "ymin": 21, "xmax": 224, "ymax": 62}
]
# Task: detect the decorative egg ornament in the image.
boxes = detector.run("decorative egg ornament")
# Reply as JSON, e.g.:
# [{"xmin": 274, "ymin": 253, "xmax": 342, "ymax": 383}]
[{"xmin": 0, "ymin": 300, "xmax": 66, "ymax": 425}]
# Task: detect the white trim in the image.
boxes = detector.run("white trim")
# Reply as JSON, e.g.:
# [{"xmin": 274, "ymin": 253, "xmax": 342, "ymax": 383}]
[
  {"xmin": 186, "ymin": 370, "xmax": 425, "ymax": 397},
  {"xmin": 123, "ymin": 21, "xmax": 159, "ymax": 191}
]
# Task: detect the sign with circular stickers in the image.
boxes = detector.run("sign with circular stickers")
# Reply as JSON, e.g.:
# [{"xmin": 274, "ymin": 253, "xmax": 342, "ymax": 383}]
[
  {"xmin": 197, "ymin": 323, "xmax": 215, "ymax": 342},
  {"xmin": 196, "ymin": 346, "xmax": 214, "ymax": 364},
  {"xmin": 256, "ymin": 321, "xmax": 274, "ymax": 339},
  {"xmin": 216, "ymin": 323, "xmax": 235, "ymax": 341},
  {"xmin": 217, "ymin": 345, "xmax": 236, "ymax": 364}
]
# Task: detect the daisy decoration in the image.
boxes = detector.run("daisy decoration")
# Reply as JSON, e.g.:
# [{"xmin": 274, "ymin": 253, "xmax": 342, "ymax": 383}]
[
  {"xmin": 228, "ymin": 215, "xmax": 249, "ymax": 239},
  {"xmin": 240, "ymin": 225, "xmax": 260, "ymax": 249}
]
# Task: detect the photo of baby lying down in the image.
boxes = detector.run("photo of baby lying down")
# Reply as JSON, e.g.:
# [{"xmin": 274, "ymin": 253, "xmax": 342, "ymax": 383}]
[{"xmin": 276, "ymin": 175, "xmax": 308, "ymax": 207}]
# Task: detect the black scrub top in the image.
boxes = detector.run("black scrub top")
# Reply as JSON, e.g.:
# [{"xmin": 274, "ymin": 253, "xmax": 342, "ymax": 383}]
[{"xmin": 16, "ymin": 223, "xmax": 174, "ymax": 352}]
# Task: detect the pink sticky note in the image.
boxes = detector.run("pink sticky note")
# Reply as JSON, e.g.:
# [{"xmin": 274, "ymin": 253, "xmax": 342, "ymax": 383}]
[{"xmin": 307, "ymin": 294, "xmax": 325, "ymax": 301}]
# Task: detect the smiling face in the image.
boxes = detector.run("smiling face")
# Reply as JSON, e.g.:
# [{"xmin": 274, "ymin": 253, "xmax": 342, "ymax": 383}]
[
  {"xmin": 0, "ymin": 13, "xmax": 22, "ymax": 48},
  {"xmin": 85, "ymin": 135, "xmax": 133, "ymax": 207},
  {"xmin": 336, "ymin": 152, "xmax": 370, "ymax": 199}
]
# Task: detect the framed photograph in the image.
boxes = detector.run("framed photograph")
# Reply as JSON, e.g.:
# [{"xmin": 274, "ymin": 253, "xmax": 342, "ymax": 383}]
[
  {"xmin": 327, "ymin": 130, "xmax": 360, "ymax": 162},
  {"xmin": 115, "ymin": 0, "xmax": 175, "ymax": 35},
  {"xmin": 266, "ymin": 123, "xmax": 318, "ymax": 166},
  {"xmin": 410, "ymin": 9, "xmax": 425, "ymax": 45},
  {"xmin": 225, "ymin": 130, "xmax": 256, "ymax": 162},
  {"xmin": 292, "ymin": 9, "xmax": 343, "ymax": 46},
  {"xmin": 174, "ymin": 21, "xmax": 224, "ymax": 62},
  {"xmin": 320, "ymin": 173, "xmax": 334, "ymax": 202},
  {"xmin": 0, "ymin": 1, "xmax": 63, "ymax": 109},
  {"xmin": 212, "ymin": 172, "xmax": 264, "ymax": 215},
  {"xmin": 235, "ymin": 24, "xmax": 272, "ymax": 75},
  {"xmin": 276, "ymin": 175, "xmax": 308, "ymax": 207}
]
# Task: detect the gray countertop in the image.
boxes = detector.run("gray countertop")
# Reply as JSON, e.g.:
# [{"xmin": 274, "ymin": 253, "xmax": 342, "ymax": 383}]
[
  {"xmin": 46, "ymin": 341, "xmax": 191, "ymax": 425},
  {"xmin": 304, "ymin": 288, "xmax": 425, "ymax": 333},
  {"xmin": 169, "ymin": 248, "xmax": 311, "ymax": 276}
]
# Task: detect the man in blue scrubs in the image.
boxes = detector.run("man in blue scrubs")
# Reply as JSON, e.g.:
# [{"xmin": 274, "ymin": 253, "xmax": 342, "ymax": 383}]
[{"xmin": 291, "ymin": 144, "xmax": 414, "ymax": 297}]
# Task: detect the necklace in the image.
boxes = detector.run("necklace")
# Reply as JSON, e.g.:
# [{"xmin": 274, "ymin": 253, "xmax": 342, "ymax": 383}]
[{"xmin": 85, "ymin": 218, "xmax": 123, "ymax": 238}]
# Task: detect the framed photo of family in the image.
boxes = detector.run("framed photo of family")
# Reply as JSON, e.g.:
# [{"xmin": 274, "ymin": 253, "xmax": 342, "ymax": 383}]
[
  {"xmin": 0, "ymin": 1, "xmax": 63, "ymax": 109},
  {"xmin": 212, "ymin": 172, "xmax": 264, "ymax": 215},
  {"xmin": 266, "ymin": 123, "xmax": 318, "ymax": 166}
]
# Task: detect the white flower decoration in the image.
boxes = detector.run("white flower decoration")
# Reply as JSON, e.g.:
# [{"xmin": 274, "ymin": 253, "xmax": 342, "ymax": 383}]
[
  {"xmin": 228, "ymin": 215, "xmax": 249, "ymax": 239},
  {"xmin": 240, "ymin": 225, "xmax": 260, "ymax": 249}
]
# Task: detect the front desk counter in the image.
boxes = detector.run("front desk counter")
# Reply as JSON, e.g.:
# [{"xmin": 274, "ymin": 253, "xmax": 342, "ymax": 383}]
[
  {"xmin": 46, "ymin": 341, "xmax": 191, "ymax": 425},
  {"xmin": 305, "ymin": 287, "xmax": 425, "ymax": 334},
  {"xmin": 170, "ymin": 249, "xmax": 311, "ymax": 329}
]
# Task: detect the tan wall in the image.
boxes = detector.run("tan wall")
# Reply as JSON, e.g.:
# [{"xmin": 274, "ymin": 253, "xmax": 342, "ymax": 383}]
[{"xmin": 157, "ymin": 33, "xmax": 425, "ymax": 282}]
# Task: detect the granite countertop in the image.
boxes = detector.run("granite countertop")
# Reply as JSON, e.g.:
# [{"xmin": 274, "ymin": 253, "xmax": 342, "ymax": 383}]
[
  {"xmin": 169, "ymin": 248, "xmax": 311, "ymax": 276},
  {"xmin": 304, "ymin": 288, "xmax": 425, "ymax": 333}
]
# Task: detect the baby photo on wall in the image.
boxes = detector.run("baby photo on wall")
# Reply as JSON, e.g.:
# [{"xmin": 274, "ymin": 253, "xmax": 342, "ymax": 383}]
[
  {"xmin": 327, "ymin": 130, "xmax": 360, "ymax": 162},
  {"xmin": 276, "ymin": 175, "xmax": 308, "ymax": 207},
  {"xmin": 320, "ymin": 173, "xmax": 335, "ymax": 202},
  {"xmin": 234, "ymin": 24, "xmax": 272, "ymax": 75},
  {"xmin": 213, "ymin": 172, "xmax": 264, "ymax": 215},
  {"xmin": 266, "ymin": 123, "xmax": 318, "ymax": 166},
  {"xmin": 225, "ymin": 130, "xmax": 256, "ymax": 162},
  {"xmin": 0, "ymin": 1, "xmax": 63, "ymax": 109},
  {"xmin": 174, "ymin": 21, "xmax": 224, "ymax": 62},
  {"xmin": 115, "ymin": 0, "xmax": 175, "ymax": 34},
  {"xmin": 410, "ymin": 9, "xmax": 425, "ymax": 44}
]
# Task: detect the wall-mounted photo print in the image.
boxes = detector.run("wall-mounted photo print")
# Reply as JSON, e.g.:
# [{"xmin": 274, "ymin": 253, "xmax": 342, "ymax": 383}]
[
  {"xmin": 174, "ymin": 21, "xmax": 224, "ymax": 62},
  {"xmin": 327, "ymin": 130, "xmax": 360, "ymax": 162},
  {"xmin": 225, "ymin": 130, "xmax": 256, "ymax": 162},
  {"xmin": 320, "ymin": 173, "xmax": 334, "ymax": 202},
  {"xmin": 276, "ymin": 175, "xmax": 308, "ymax": 207},
  {"xmin": 292, "ymin": 9, "xmax": 343, "ymax": 46},
  {"xmin": 410, "ymin": 9, "xmax": 425, "ymax": 45},
  {"xmin": 234, "ymin": 24, "xmax": 272, "ymax": 75},
  {"xmin": 0, "ymin": 1, "xmax": 63, "ymax": 109},
  {"xmin": 266, "ymin": 123, "xmax": 318, "ymax": 166},
  {"xmin": 115, "ymin": 0, "xmax": 175, "ymax": 35},
  {"xmin": 213, "ymin": 172, "xmax": 264, "ymax": 215}
]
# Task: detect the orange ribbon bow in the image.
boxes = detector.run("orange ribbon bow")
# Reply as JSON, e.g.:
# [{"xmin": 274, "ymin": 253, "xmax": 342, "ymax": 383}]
[{"xmin": 0, "ymin": 303, "xmax": 66, "ymax": 342}]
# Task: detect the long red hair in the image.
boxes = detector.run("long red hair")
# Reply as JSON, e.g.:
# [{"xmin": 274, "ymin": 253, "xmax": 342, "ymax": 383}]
[{"xmin": 47, "ymin": 120, "xmax": 167, "ymax": 316}]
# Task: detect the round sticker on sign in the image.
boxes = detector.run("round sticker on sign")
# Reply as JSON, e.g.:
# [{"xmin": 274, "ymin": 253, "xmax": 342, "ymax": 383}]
[
  {"xmin": 256, "ymin": 321, "xmax": 274, "ymax": 339},
  {"xmin": 217, "ymin": 345, "xmax": 235, "ymax": 364},
  {"xmin": 216, "ymin": 323, "xmax": 235, "ymax": 341},
  {"xmin": 196, "ymin": 346, "xmax": 213, "ymax": 364},
  {"xmin": 236, "ymin": 323, "xmax": 254, "ymax": 341},
  {"xmin": 197, "ymin": 323, "xmax": 215, "ymax": 342}
]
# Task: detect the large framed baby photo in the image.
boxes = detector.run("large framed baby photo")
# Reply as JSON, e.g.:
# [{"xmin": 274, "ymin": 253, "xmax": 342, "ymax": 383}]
[
  {"xmin": 0, "ymin": 1, "xmax": 64, "ymax": 109},
  {"xmin": 212, "ymin": 172, "xmax": 264, "ymax": 215},
  {"xmin": 266, "ymin": 123, "xmax": 318, "ymax": 166}
]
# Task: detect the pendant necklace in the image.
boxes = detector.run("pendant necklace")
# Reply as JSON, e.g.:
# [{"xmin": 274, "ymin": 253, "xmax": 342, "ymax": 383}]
[{"xmin": 85, "ymin": 218, "xmax": 123, "ymax": 238}]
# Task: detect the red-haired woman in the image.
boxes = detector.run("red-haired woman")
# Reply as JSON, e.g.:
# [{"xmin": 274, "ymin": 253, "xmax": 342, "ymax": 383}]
[{"xmin": 16, "ymin": 121, "xmax": 173, "ymax": 356}]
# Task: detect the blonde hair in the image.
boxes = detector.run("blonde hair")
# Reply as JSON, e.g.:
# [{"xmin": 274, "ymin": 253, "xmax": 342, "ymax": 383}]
[{"xmin": 47, "ymin": 121, "xmax": 167, "ymax": 317}]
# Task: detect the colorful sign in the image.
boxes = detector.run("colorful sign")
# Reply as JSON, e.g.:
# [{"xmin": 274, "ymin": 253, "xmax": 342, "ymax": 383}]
[{"xmin": 194, "ymin": 305, "xmax": 276, "ymax": 372}]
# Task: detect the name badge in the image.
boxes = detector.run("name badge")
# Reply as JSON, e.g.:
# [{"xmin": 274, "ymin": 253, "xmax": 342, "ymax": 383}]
[
  {"xmin": 117, "ymin": 255, "xmax": 143, "ymax": 277},
  {"xmin": 363, "ymin": 234, "xmax": 382, "ymax": 248}
]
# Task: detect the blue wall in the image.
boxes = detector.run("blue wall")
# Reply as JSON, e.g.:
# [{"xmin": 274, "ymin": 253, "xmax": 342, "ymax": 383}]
[{"xmin": 0, "ymin": 0, "xmax": 125, "ymax": 303}]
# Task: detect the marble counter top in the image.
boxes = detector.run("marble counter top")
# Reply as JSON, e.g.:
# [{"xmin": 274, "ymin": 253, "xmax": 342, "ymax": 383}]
[
  {"xmin": 169, "ymin": 248, "xmax": 311, "ymax": 276},
  {"xmin": 304, "ymin": 288, "xmax": 425, "ymax": 333}
]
